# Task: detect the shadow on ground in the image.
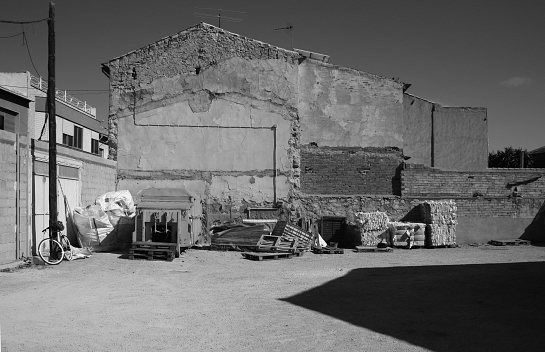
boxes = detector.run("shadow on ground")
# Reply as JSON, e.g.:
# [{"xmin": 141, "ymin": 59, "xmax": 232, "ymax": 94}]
[{"xmin": 281, "ymin": 262, "xmax": 545, "ymax": 352}]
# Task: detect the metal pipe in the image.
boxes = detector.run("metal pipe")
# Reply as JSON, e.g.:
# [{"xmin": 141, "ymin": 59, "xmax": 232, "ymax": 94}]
[
  {"xmin": 272, "ymin": 125, "xmax": 277, "ymax": 205},
  {"xmin": 16, "ymin": 104, "xmax": 20, "ymax": 258}
]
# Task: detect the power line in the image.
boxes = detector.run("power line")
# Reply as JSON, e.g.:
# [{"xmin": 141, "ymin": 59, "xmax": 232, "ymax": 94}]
[
  {"xmin": 0, "ymin": 32, "xmax": 23, "ymax": 38},
  {"xmin": 22, "ymin": 30, "xmax": 41, "ymax": 77},
  {"xmin": 0, "ymin": 18, "xmax": 49, "ymax": 24}
]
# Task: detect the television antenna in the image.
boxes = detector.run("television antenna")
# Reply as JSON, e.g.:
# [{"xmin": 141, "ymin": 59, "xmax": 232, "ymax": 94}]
[
  {"xmin": 274, "ymin": 21, "xmax": 294, "ymax": 49},
  {"xmin": 195, "ymin": 7, "xmax": 245, "ymax": 28}
]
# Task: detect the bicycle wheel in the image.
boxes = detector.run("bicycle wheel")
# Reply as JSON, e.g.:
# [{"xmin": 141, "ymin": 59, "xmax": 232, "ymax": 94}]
[
  {"xmin": 38, "ymin": 238, "xmax": 64, "ymax": 265},
  {"xmin": 60, "ymin": 235, "xmax": 73, "ymax": 261}
]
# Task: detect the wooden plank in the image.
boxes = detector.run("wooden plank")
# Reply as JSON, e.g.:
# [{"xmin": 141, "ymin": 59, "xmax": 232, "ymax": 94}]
[
  {"xmin": 241, "ymin": 252, "xmax": 294, "ymax": 261},
  {"xmin": 355, "ymin": 246, "xmax": 393, "ymax": 253},
  {"xmin": 313, "ymin": 246, "xmax": 344, "ymax": 254},
  {"xmin": 489, "ymin": 239, "xmax": 530, "ymax": 246}
]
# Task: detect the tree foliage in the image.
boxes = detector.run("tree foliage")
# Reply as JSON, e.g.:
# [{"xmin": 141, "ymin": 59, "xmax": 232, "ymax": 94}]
[{"xmin": 489, "ymin": 147, "xmax": 545, "ymax": 168}]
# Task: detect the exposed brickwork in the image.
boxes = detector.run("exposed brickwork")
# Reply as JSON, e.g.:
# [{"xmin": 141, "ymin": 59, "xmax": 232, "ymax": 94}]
[
  {"xmin": 453, "ymin": 197, "xmax": 545, "ymax": 218},
  {"xmin": 300, "ymin": 146, "xmax": 403, "ymax": 195},
  {"xmin": 402, "ymin": 164, "xmax": 545, "ymax": 198}
]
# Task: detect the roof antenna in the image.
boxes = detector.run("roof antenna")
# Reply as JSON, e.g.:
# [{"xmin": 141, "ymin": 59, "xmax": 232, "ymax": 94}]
[
  {"xmin": 274, "ymin": 21, "xmax": 294, "ymax": 49},
  {"xmin": 195, "ymin": 7, "xmax": 245, "ymax": 28}
]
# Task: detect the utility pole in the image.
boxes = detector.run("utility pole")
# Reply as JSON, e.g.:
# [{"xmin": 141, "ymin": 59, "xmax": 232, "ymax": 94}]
[{"xmin": 47, "ymin": 2, "xmax": 57, "ymax": 237}]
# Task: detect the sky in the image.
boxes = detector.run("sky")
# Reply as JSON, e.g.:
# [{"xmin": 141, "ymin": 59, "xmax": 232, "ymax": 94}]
[{"xmin": 1, "ymin": 0, "xmax": 543, "ymax": 152}]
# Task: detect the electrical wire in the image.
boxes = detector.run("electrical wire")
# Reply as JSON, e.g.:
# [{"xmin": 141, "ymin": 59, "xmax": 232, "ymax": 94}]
[
  {"xmin": 22, "ymin": 30, "xmax": 41, "ymax": 77},
  {"xmin": 0, "ymin": 32, "xmax": 23, "ymax": 38},
  {"xmin": 0, "ymin": 18, "xmax": 49, "ymax": 24}
]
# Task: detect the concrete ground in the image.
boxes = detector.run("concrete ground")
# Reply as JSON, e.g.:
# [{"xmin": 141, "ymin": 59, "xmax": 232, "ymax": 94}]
[{"xmin": 1, "ymin": 244, "xmax": 545, "ymax": 352}]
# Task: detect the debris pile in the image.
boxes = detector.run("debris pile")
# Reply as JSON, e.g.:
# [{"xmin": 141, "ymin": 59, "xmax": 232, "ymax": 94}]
[
  {"xmin": 72, "ymin": 190, "xmax": 136, "ymax": 252},
  {"xmin": 420, "ymin": 200, "xmax": 457, "ymax": 247},
  {"xmin": 355, "ymin": 211, "xmax": 390, "ymax": 246},
  {"xmin": 387, "ymin": 221, "xmax": 426, "ymax": 248}
]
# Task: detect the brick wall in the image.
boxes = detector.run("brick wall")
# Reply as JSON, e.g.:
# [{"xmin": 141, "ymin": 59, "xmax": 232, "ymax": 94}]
[
  {"xmin": 300, "ymin": 146, "xmax": 403, "ymax": 195},
  {"xmin": 401, "ymin": 163, "xmax": 545, "ymax": 232},
  {"xmin": 402, "ymin": 164, "xmax": 545, "ymax": 198}
]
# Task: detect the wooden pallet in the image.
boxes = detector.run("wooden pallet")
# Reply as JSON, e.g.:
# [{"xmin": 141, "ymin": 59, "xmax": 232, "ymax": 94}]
[
  {"xmin": 241, "ymin": 251, "xmax": 294, "ymax": 261},
  {"xmin": 355, "ymin": 246, "xmax": 393, "ymax": 253},
  {"xmin": 313, "ymin": 246, "xmax": 344, "ymax": 254},
  {"xmin": 256, "ymin": 235, "xmax": 299, "ymax": 253},
  {"xmin": 272, "ymin": 221, "xmax": 314, "ymax": 252},
  {"xmin": 129, "ymin": 241, "xmax": 176, "ymax": 261},
  {"xmin": 489, "ymin": 239, "xmax": 530, "ymax": 246},
  {"xmin": 129, "ymin": 249, "xmax": 175, "ymax": 261}
]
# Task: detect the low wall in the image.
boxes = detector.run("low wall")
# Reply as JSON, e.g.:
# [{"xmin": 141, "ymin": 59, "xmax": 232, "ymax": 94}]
[
  {"xmin": 401, "ymin": 164, "xmax": 545, "ymax": 243},
  {"xmin": 402, "ymin": 164, "xmax": 545, "ymax": 198}
]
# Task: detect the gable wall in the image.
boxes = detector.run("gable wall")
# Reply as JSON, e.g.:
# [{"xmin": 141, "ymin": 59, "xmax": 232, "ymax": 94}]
[{"xmin": 108, "ymin": 24, "xmax": 301, "ymax": 214}]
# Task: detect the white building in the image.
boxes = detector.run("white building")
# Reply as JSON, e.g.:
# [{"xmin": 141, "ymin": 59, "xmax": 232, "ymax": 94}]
[{"xmin": 0, "ymin": 71, "xmax": 108, "ymax": 158}]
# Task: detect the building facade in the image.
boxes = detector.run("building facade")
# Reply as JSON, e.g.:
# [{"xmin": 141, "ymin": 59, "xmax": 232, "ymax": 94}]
[
  {"xmin": 0, "ymin": 73, "xmax": 116, "ymax": 263},
  {"xmin": 103, "ymin": 23, "xmax": 543, "ymax": 245}
]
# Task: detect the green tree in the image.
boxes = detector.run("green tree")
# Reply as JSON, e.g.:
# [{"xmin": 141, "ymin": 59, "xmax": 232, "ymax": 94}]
[{"xmin": 488, "ymin": 147, "xmax": 527, "ymax": 168}]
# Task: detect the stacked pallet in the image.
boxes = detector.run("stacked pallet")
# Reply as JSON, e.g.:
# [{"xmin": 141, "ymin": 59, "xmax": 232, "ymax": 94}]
[
  {"xmin": 129, "ymin": 241, "xmax": 176, "ymax": 261},
  {"xmin": 355, "ymin": 211, "xmax": 389, "ymax": 246},
  {"xmin": 420, "ymin": 200, "xmax": 457, "ymax": 247}
]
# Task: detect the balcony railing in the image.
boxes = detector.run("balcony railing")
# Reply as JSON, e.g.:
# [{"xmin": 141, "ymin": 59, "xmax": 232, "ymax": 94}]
[{"xmin": 30, "ymin": 74, "xmax": 96, "ymax": 117}]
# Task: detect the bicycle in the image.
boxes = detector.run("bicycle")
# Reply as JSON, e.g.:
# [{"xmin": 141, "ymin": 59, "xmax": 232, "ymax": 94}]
[{"xmin": 37, "ymin": 221, "xmax": 73, "ymax": 265}]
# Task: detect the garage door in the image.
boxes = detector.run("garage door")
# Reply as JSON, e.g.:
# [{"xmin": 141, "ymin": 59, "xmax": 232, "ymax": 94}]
[{"xmin": 33, "ymin": 160, "xmax": 80, "ymax": 255}]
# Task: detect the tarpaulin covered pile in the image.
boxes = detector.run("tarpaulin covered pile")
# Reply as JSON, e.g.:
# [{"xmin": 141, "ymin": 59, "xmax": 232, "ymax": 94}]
[
  {"xmin": 73, "ymin": 190, "xmax": 136, "ymax": 252},
  {"xmin": 210, "ymin": 223, "xmax": 271, "ymax": 251}
]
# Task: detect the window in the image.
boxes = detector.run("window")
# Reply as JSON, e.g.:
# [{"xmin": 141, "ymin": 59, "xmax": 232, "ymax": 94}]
[
  {"xmin": 91, "ymin": 138, "xmax": 100, "ymax": 155},
  {"xmin": 0, "ymin": 108, "xmax": 16, "ymax": 133},
  {"xmin": 62, "ymin": 133, "xmax": 73, "ymax": 146},
  {"xmin": 74, "ymin": 126, "xmax": 83, "ymax": 149},
  {"xmin": 99, "ymin": 148, "xmax": 104, "ymax": 158}
]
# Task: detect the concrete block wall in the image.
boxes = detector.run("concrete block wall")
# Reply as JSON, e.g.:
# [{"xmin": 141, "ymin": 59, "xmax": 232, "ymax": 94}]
[
  {"xmin": 81, "ymin": 159, "xmax": 117, "ymax": 206},
  {"xmin": 0, "ymin": 134, "xmax": 17, "ymax": 264},
  {"xmin": 300, "ymin": 146, "xmax": 403, "ymax": 195}
]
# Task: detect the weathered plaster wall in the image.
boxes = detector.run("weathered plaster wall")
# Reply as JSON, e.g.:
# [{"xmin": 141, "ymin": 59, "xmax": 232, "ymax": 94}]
[
  {"xmin": 434, "ymin": 106, "xmax": 488, "ymax": 171},
  {"xmin": 298, "ymin": 59, "xmax": 404, "ymax": 148},
  {"xmin": 107, "ymin": 23, "xmax": 301, "ymax": 206},
  {"xmin": 403, "ymin": 94, "xmax": 432, "ymax": 165}
]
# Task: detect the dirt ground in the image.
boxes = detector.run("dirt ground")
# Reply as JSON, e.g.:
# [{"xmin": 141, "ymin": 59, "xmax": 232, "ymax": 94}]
[{"xmin": 1, "ymin": 244, "xmax": 545, "ymax": 352}]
